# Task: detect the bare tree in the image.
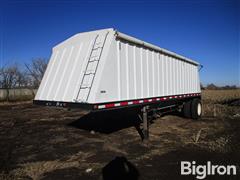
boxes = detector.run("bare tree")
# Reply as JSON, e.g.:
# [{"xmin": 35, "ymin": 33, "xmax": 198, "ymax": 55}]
[
  {"xmin": 25, "ymin": 58, "xmax": 48, "ymax": 87},
  {"xmin": 0, "ymin": 64, "xmax": 27, "ymax": 101},
  {"xmin": 0, "ymin": 65, "xmax": 19, "ymax": 89}
]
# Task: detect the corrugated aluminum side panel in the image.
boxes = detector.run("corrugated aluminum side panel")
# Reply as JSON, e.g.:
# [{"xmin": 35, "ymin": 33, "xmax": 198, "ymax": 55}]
[
  {"xmin": 94, "ymin": 38, "xmax": 200, "ymax": 103},
  {"xmin": 116, "ymin": 31, "xmax": 200, "ymax": 66}
]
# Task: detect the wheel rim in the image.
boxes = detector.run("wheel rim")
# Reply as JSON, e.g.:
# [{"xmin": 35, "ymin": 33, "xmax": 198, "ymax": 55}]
[{"xmin": 197, "ymin": 103, "xmax": 202, "ymax": 116}]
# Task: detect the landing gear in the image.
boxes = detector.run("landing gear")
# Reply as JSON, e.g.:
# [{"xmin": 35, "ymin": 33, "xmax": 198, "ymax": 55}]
[
  {"xmin": 136, "ymin": 106, "xmax": 150, "ymax": 142},
  {"xmin": 142, "ymin": 106, "xmax": 149, "ymax": 141}
]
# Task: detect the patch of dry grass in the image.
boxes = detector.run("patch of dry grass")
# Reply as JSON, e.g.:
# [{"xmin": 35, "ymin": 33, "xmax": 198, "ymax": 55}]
[
  {"xmin": 11, "ymin": 151, "xmax": 101, "ymax": 180},
  {"xmin": 202, "ymin": 89, "xmax": 240, "ymax": 103},
  {"xmin": 202, "ymin": 90, "xmax": 240, "ymax": 117},
  {"xmin": 12, "ymin": 160, "xmax": 79, "ymax": 180}
]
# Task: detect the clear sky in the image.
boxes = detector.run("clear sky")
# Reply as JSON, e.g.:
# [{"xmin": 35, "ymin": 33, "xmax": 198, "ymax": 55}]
[{"xmin": 0, "ymin": 0, "xmax": 239, "ymax": 86}]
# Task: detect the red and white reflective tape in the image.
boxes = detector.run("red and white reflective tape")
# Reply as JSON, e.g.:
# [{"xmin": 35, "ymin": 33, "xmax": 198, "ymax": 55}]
[{"xmin": 95, "ymin": 93, "xmax": 201, "ymax": 110}]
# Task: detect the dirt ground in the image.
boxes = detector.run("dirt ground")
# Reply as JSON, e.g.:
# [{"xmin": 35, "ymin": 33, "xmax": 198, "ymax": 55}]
[{"xmin": 0, "ymin": 90, "xmax": 240, "ymax": 180}]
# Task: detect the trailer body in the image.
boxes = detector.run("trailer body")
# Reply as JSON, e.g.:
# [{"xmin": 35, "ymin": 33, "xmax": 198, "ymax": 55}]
[{"xmin": 34, "ymin": 28, "xmax": 201, "ymax": 110}]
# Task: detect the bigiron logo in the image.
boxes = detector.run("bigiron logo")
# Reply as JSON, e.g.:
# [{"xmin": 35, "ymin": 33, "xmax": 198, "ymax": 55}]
[{"xmin": 181, "ymin": 161, "xmax": 237, "ymax": 179}]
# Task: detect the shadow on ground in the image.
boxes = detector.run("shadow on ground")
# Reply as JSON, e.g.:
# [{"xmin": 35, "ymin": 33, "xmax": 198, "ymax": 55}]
[{"xmin": 68, "ymin": 108, "xmax": 142, "ymax": 134}]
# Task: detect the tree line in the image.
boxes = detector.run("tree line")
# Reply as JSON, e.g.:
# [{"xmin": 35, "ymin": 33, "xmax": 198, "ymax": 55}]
[
  {"xmin": 0, "ymin": 58, "xmax": 47, "ymax": 89},
  {"xmin": 201, "ymin": 83, "xmax": 238, "ymax": 90}
]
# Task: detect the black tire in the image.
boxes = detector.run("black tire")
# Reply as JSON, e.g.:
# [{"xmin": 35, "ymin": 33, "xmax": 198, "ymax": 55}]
[
  {"xmin": 183, "ymin": 100, "xmax": 192, "ymax": 118},
  {"xmin": 191, "ymin": 98, "xmax": 202, "ymax": 119}
]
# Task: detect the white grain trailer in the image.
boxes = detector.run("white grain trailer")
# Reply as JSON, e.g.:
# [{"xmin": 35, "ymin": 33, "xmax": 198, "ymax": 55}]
[{"xmin": 34, "ymin": 28, "xmax": 202, "ymax": 139}]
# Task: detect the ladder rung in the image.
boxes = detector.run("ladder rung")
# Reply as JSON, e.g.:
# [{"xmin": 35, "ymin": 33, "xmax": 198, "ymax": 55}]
[
  {"xmin": 92, "ymin": 46, "xmax": 103, "ymax": 50},
  {"xmin": 89, "ymin": 59, "xmax": 99, "ymax": 62},
  {"xmin": 84, "ymin": 72, "xmax": 95, "ymax": 75},
  {"xmin": 80, "ymin": 86, "xmax": 90, "ymax": 89}
]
